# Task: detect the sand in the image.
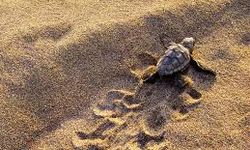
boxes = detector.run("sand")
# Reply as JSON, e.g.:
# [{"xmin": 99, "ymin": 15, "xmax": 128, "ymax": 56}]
[{"xmin": 0, "ymin": 0, "xmax": 249, "ymax": 149}]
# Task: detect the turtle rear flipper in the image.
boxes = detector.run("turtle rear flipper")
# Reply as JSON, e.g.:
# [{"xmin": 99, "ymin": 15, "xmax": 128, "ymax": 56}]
[
  {"xmin": 190, "ymin": 58, "xmax": 216, "ymax": 76},
  {"xmin": 130, "ymin": 65, "xmax": 159, "ymax": 83},
  {"xmin": 141, "ymin": 65, "xmax": 159, "ymax": 83},
  {"xmin": 173, "ymin": 74, "xmax": 193, "ymax": 88}
]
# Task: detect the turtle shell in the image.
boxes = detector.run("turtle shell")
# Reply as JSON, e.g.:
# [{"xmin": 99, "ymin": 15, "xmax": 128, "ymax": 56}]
[{"xmin": 156, "ymin": 44, "xmax": 190, "ymax": 76}]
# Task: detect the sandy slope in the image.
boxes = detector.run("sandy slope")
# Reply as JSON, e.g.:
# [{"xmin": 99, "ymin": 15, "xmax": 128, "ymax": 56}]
[{"xmin": 0, "ymin": 0, "xmax": 249, "ymax": 149}]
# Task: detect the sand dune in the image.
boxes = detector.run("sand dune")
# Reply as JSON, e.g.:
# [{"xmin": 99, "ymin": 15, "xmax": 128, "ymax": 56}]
[{"xmin": 0, "ymin": 0, "xmax": 249, "ymax": 149}]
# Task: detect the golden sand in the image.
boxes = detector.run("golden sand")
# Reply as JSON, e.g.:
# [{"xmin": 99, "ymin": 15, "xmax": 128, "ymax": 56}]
[{"xmin": 0, "ymin": 0, "xmax": 249, "ymax": 149}]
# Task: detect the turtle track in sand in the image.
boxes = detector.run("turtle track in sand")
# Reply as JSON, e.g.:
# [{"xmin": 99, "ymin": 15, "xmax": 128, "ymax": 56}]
[{"xmin": 72, "ymin": 52, "xmax": 216, "ymax": 149}]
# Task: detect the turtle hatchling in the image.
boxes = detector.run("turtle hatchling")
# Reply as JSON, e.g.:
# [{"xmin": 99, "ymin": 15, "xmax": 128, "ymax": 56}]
[{"xmin": 138, "ymin": 37, "xmax": 216, "ymax": 86}]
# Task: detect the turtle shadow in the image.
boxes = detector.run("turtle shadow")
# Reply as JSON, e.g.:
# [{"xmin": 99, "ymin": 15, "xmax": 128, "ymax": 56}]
[
  {"xmin": 188, "ymin": 65, "xmax": 216, "ymax": 90},
  {"xmin": 240, "ymin": 32, "xmax": 250, "ymax": 45},
  {"xmin": 135, "ymin": 76, "xmax": 202, "ymax": 114}
]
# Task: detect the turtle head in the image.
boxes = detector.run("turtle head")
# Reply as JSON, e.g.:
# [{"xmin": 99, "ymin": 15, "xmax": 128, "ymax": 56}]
[{"xmin": 181, "ymin": 37, "xmax": 195, "ymax": 53}]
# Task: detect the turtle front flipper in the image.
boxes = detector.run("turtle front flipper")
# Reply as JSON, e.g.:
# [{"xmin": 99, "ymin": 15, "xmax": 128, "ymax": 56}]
[{"xmin": 190, "ymin": 57, "xmax": 216, "ymax": 76}]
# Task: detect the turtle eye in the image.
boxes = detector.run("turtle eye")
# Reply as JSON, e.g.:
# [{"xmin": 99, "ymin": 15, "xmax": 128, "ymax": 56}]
[{"xmin": 183, "ymin": 42, "xmax": 193, "ymax": 50}]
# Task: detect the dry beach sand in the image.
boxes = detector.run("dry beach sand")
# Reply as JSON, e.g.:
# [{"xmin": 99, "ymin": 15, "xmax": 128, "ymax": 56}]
[{"xmin": 0, "ymin": 0, "xmax": 249, "ymax": 149}]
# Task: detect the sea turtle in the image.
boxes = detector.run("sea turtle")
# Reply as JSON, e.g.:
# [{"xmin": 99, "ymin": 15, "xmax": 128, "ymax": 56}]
[
  {"xmin": 93, "ymin": 37, "xmax": 216, "ymax": 124},
  {"xmin": 139, "ymin": 37, "xmax": 216, "ymax": 86}
]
